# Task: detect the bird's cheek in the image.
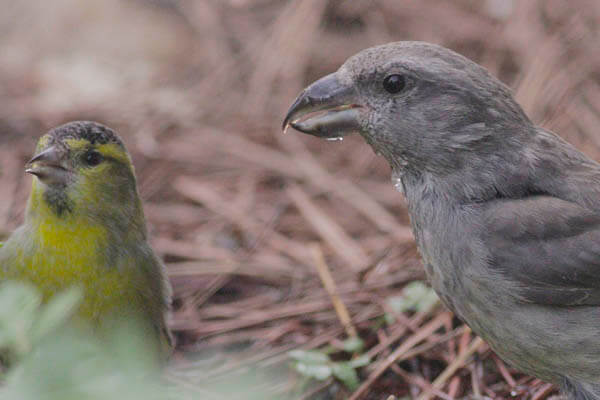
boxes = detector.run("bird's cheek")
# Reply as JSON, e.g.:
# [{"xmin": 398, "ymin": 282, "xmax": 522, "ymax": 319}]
[{"xmin": 71, "ymin": 178, "xmax": 104, "ymax": 209}]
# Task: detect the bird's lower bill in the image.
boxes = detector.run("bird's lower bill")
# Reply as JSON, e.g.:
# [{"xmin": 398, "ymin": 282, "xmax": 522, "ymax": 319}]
[
  {"xmin": 283, "ymin": 72, "xmax": 363, "ymax": 139},
  {"xmin": 286, "ymin": 106, "xmax": 362, "ymax": 139},
  {"xmin": 26, "ymin": 164, "xmax": 70, "ymax": 185}
]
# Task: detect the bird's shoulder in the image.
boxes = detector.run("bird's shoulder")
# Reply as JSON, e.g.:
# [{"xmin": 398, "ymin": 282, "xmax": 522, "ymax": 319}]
[{"xmin": 528, "ymin": 128, "xmax": 600, "ymax": 209}]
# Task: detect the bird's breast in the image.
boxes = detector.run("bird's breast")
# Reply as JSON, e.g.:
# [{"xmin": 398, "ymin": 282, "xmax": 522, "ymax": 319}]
[
  {"xmin": 5, "ymin": 218, "xmax": 144, "ymax": 324},
  {"xmin": 408, "ymin": 199, "xmax": 498, "ymax": 320}
]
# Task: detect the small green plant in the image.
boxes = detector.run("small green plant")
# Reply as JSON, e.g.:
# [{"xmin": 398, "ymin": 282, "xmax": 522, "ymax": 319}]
[
  {"xmin": 289, "ymin": 281, "xmax": 439, "ymax": 392},
  {"xmin": 385, "ymin": 281, "xmax": 439, "ymax": 324},
  {"xmin": 289, "ymin": 337, "xmax": 370, "ymax": 391}
]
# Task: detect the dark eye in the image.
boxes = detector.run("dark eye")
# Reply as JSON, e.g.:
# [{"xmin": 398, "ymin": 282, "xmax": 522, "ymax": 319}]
[
  {"xmin": 84, "ymin": 150, "xmax": 103, "ymax": 166},
  {"xmin": 383, "ymin": 74, "xmax": 406, "ymax": 94}
]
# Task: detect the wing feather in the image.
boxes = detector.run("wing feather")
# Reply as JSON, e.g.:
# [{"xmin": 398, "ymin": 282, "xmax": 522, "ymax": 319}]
[{"xmin": 482, "ymin": 196, "xmax": 600, "ymax": 305}]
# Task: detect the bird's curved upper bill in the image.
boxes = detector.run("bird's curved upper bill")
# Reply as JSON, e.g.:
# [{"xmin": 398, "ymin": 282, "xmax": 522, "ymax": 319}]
[
  {"xmin": 26, "ymin": 146, "xmax": 69, "ymax": 185},
  {"xmin": 283, "ymin": 72, "xmax": 362, "ymax": 139}
]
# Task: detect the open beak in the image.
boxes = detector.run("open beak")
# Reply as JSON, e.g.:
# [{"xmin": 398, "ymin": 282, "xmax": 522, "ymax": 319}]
[
  {"xmin": 26, "ymin": 146, "xmax": 70, "ymax": 185},
  {"xmin": 282, "ymin": 72, "xmax": 363, "ymax": 139}
]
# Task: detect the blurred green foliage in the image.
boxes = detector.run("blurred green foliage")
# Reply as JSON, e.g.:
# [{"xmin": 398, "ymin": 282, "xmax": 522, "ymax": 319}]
[
  {"xmin": 0, "ymin": 281, "xmax": 292, "ymax": 400},
  {"xmin": 0, "ymin": 282, "xmax": 82, "ymax": 361},
  {"xmin": 0, "ymin": 281, "xmax": 179, "ymax": 400}
]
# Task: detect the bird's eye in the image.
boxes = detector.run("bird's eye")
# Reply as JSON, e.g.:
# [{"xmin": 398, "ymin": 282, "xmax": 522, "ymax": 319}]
[
  {"xmin": 83, "ymin": 150, "xmax": 103, "ymax": 166},
  {"xmin": 383, "ymin": 74, "xmax": 406, "ymax": 94}
]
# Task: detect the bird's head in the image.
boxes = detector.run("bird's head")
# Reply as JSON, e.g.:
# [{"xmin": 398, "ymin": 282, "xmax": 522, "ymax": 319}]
[
  {"xmin": 26, "ymin": 121, "xmax": 143, "ymax": 224},
  {"xmin": 284, "ymin": 41, "xmax": 533, "ymax": 175}
]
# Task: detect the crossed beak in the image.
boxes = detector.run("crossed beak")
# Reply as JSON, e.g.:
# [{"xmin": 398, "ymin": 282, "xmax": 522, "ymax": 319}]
[
  {"xmin": 282, "ymin": 72, "xmax": 363, "ymax": 139},
  {"xmin": 26, "ymin": 146, "xmax": 70, "ymax": 185}
]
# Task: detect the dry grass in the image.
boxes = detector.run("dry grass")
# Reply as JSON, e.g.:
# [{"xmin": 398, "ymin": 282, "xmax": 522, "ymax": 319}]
[{"xmin": 1, "ymin": 0, "xmax": 599, "ymax": 398}]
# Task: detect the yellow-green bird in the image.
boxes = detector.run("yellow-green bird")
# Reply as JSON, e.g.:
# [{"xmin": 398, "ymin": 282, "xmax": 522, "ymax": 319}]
[{"xmin": 0, "ymin": 121, "xmax": 172, "ymax": 358}]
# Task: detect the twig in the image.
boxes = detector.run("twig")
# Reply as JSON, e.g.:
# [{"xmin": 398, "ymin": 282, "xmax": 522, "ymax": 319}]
[
  {"xmin": 531, "ymin": 383, "xmax": 556, "ymax": 400},
  {"xmin": 447, "ymin": 376, "xmax": 462, "ymax": 399},
  {"xmin": 398, "ymin": 326, "xmax": 467, "ymax": 362},
  {"xmin": 392, "ymin": 366, "xmax": 454, "ymax": 400},
  {"xmin": 349, "ymin": 312, "xmax": 451, "ymax": 400},
  {"xmin": 296, "ymin": 378, "xmax": 334, "ymax": 400},
  {"xmin": 417, "ymin": 336, "xmax": 485, "ymax": 400},
  {"xmin": 287, "ymin": 184, "xmax": 369, "ymax": 271},
  {"xmin": 173, "ymin": 176, "xmax": 311, "ymax": 266},
  {"xmin": 310, "ymin": 243, "xmax": 357, "ymax": 337},
  {"xmin": 365, "ymin": 312, "xmax": 427, "ymax": 359},
  {"xmin": 493, "ymin": 354, "xmax": 516, "ymax": 387}
]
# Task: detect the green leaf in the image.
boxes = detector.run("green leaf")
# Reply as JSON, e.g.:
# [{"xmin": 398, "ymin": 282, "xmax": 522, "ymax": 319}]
[
  {"xmin": 341, "ymin": 336, "xmax": 364, "ymax": 353},
  {"xmin": 320, "ymin": 344, "xmax": 337, "ymax": 355},
  {"xmin": 384, "ymin": 313, "xmax": 396, "ymax": 325},
  {"xmin": 348, "ymin": 354, "xmax": 371, "ymax": 368},
  {"xmin": 387, "ymin": 281, "xmax": 439, "ymax": 314},
  {"xmin": 31, "ymin": 286, "xmax": 82, "ymax": 343},
  {"xmin": 292, "ymin": 361, "xmax": 332, "ymax": 381},
  {"xmin": 0, "ymin": 282, "xmax": 42, "ymax": 322},
  {"xmin": 288, "ymin": 350, "xmax": 330, "ymax": 364},
  {"xmin": 332, "ymin": 362, "xmax": 360, "ymax": 390},
  {"xmin": 0, "ymin": 282, "xmax": 42, "ymax": 355}
]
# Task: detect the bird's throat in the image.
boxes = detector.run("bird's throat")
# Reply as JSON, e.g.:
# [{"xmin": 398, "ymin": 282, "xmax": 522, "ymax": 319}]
[{"xmin": 29, "ymin": 179, "xmax": 74, "ymax": 218}]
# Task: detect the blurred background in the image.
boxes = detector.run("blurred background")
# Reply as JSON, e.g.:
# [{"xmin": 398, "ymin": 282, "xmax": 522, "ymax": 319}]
[{"xmin": 0, "ymin": 0, "xmax": 599, "ymax": 399}]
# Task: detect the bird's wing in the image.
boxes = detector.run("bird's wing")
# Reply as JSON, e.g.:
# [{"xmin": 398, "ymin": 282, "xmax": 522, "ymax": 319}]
[
  {"xmin": 135, "ymin": 245, "xmax": 174, "ymax": 355},
  {"xmin": 482, "ymin": 195, "xmax": 600, "ymax": 306}
]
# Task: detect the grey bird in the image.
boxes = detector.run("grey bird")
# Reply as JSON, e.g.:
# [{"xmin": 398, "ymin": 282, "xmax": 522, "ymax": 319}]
[{"xmin": 283, "ymin": 41, "xmax": 600, "ymax": 399}]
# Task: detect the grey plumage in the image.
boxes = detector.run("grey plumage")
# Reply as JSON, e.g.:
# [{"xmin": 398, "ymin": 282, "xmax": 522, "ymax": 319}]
[{"xmin": 284, "ymin": 41, "xmax": 600, "ymax": 399}]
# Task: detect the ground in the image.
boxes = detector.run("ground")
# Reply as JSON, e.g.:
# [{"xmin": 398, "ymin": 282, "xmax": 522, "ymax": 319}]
[{"xmin": 0, "ymin": 1, "xmax": 599, "ymax": 399}]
